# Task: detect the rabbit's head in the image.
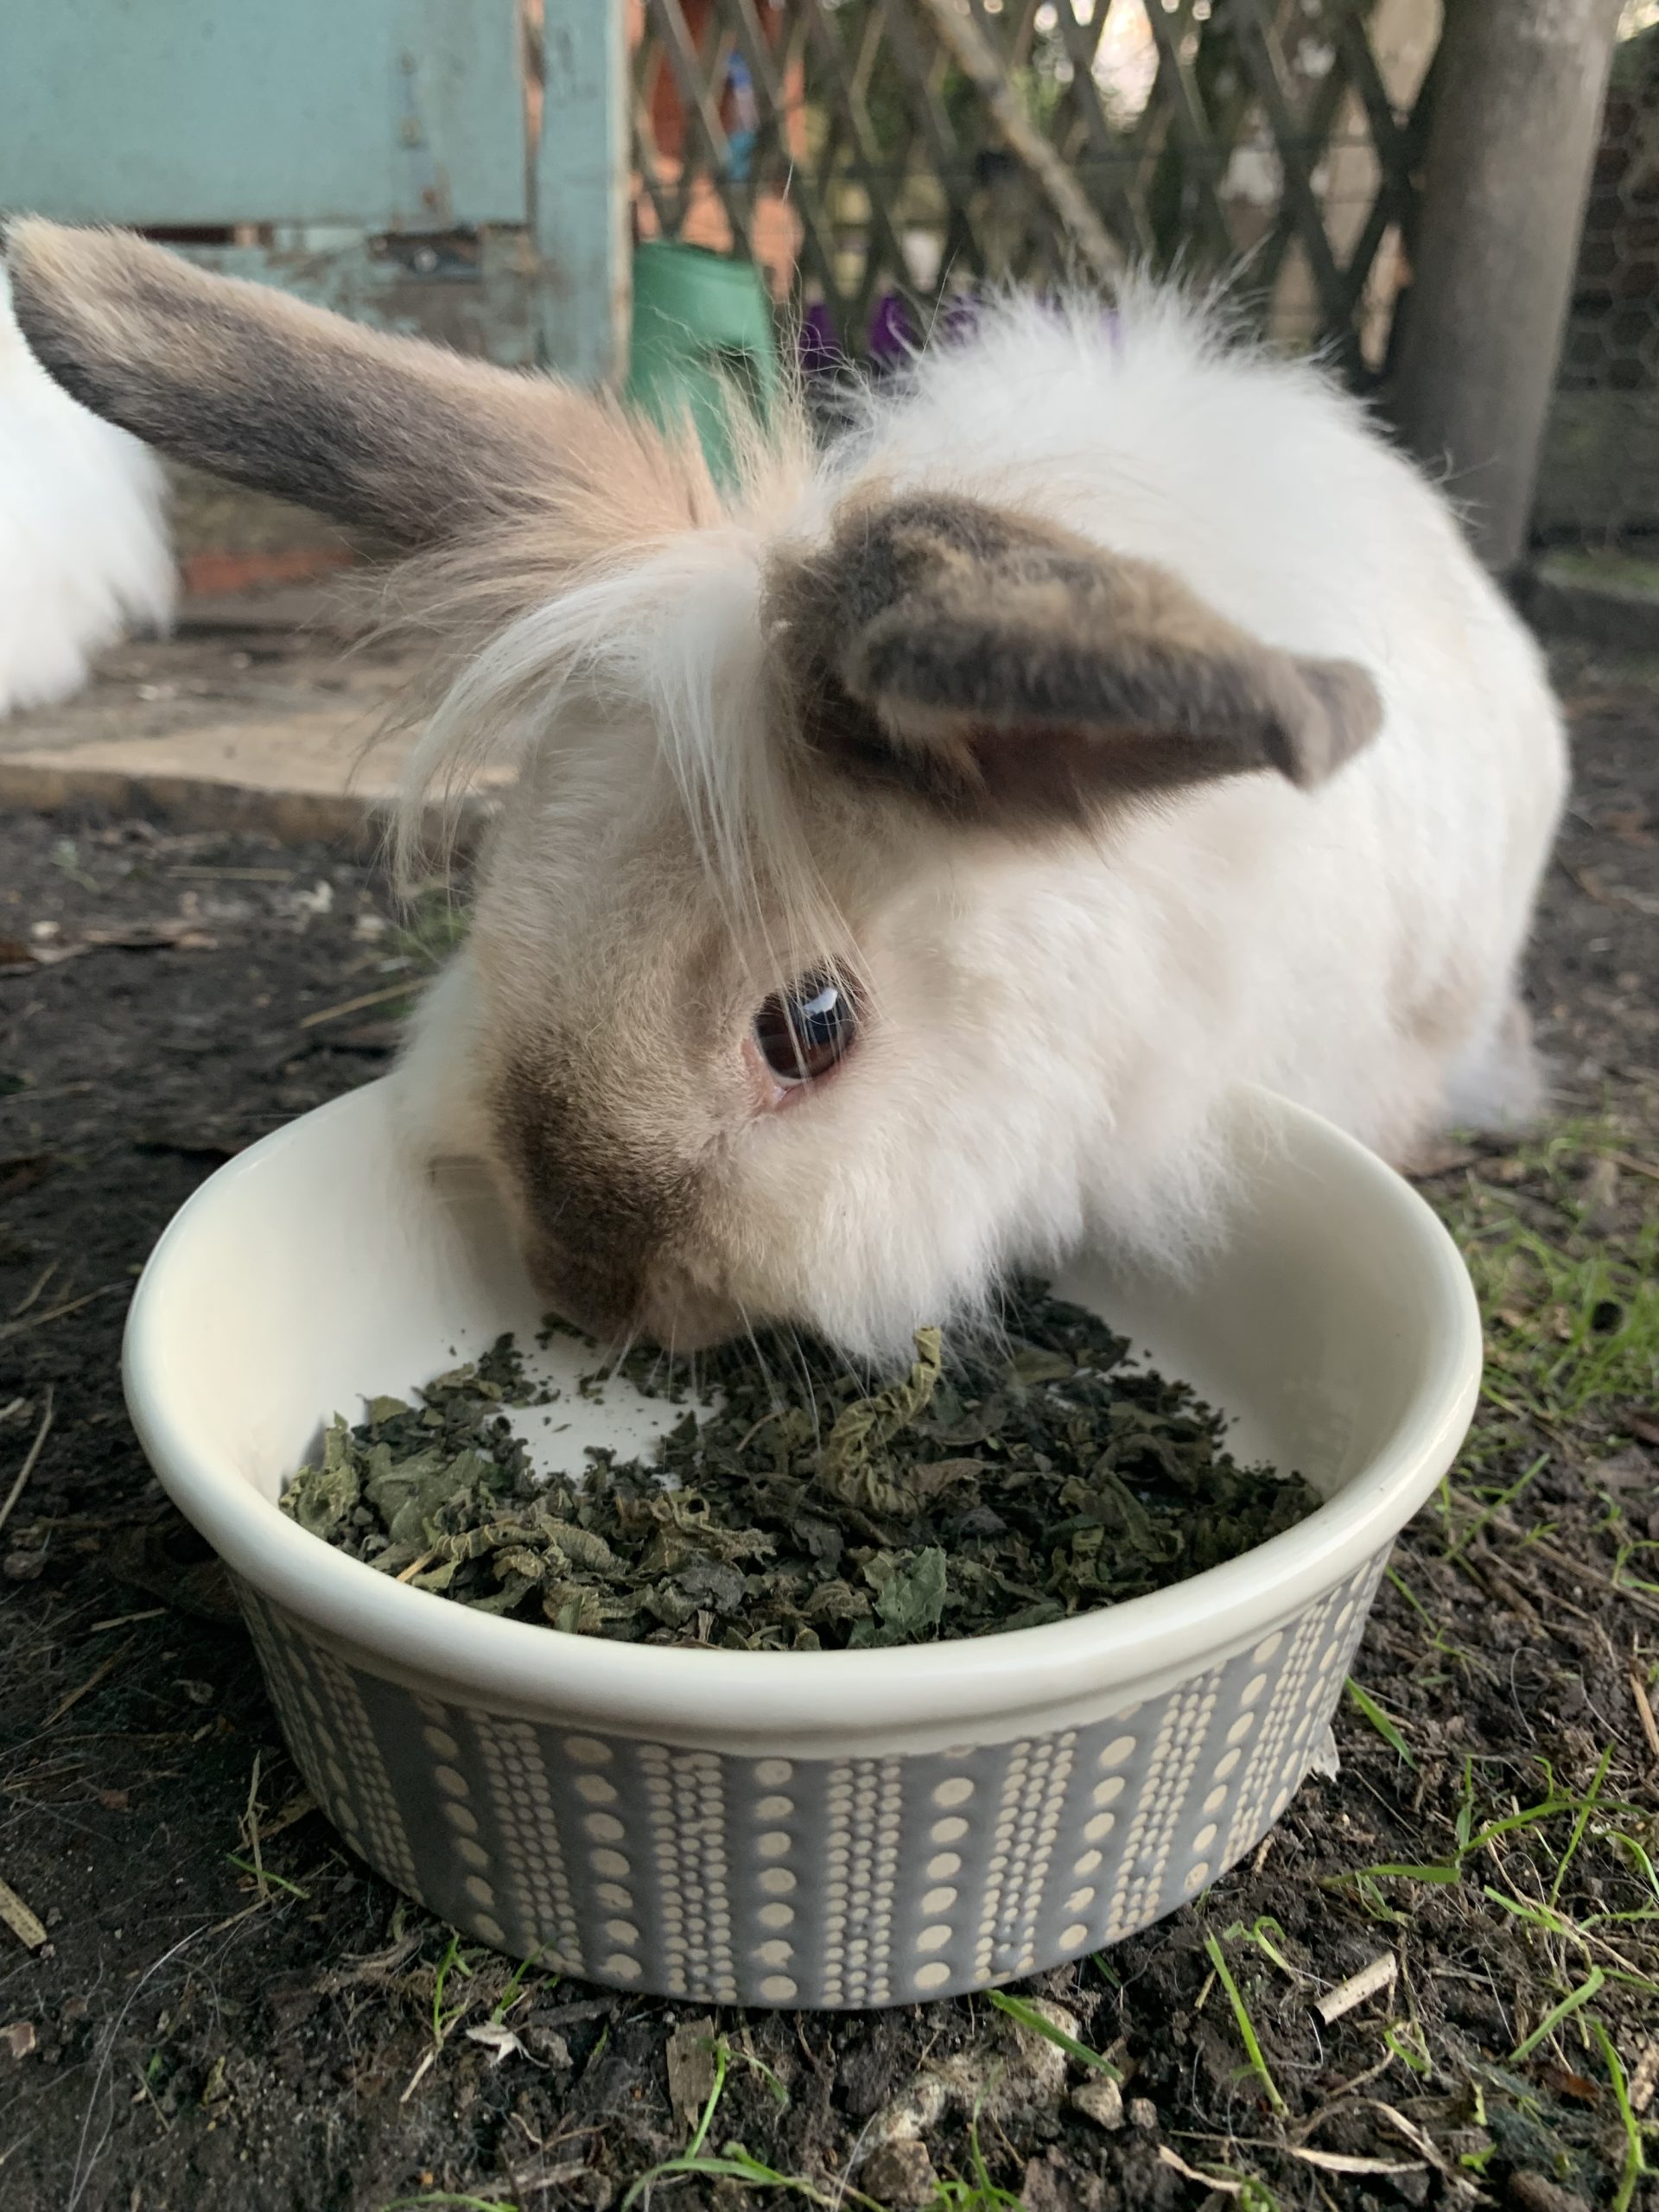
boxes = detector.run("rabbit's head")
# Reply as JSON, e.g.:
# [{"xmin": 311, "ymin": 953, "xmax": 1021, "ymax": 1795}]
[{"xmin": 7, "ymin": 223, "xmax": 1381, "ymax": 1357}]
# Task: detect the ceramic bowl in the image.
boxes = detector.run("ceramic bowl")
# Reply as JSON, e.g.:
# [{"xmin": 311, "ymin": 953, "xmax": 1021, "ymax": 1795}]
[{"xmin": 124, "ymin": 1079, "xmax": 1479, "ymax": 2008}]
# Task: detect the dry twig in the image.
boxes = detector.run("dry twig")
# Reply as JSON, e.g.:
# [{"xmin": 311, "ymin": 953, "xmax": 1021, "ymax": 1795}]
[
  {"xmin": 0, "ymin": 1875, "xmax": 48, "ymax": 1951},
  {"xmin": 911, "ymin": 0, "xmax": 1125, "ymax": 284},
  {"xmin": 0, "ymin": 1389, "xmax": 53, "ymax": 1540},
  {"xmin": 1313, "ymin": 1954, "xmax": 1398, "ymax": 2026}
]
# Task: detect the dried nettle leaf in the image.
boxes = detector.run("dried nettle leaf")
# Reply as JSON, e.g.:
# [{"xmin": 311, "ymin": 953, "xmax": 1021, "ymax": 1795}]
[
  {"xmin": 283, "ymin": 1418, "xmax": 360, "ymax": 1539},
  {"xmin": 278, "ymin": 1292, "xmax": 1319, "ymax": 1649},
  {"xmin": 857, "ymin": 1545, "xmax": 949, "ymax": 1646}
]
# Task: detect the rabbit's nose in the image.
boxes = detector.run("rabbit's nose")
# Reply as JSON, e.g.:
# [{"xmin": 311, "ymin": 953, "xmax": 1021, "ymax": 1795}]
[
  {"xmin": 637, "ymin": 1276, "xmax": 746, "ymax": 1355},
  {"xmin": 524, "ymin": 1230, "xmax": 640, "ymax": 1346}
]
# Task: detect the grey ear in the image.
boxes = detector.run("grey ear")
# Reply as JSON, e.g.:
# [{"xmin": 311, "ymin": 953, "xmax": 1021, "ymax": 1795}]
[
  {"xmin": 767, "ymin": 493, "xmax": 1382, "ymax": 823},
  {"xmin": 2, "ymin": 219, "xmax": 599, "ymax": 548}
]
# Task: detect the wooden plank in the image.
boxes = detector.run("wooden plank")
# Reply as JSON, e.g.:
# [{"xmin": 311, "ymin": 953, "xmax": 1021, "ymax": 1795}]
[
  {"xmin": 650, "ymin": 0, "xmax": 758, "ymax": 263},
  {"xmin": 1334, "ymin": 8, "xmax": 1414, "ymax": 213},
  {"xmin": 797, "ymin": 0, "xmax": 926, "ymax": 340},
  {"xmin": 1244, "ymin": 11, "xmax": 1366, "ymax": 324},
  {"xmin": 1048, "ymin": 1, "xmax": 1156, "ymax": 262},
  {"xmin": 1140, "ymin": 0, "xmax": 1237, "ymax": 268},
  {"xmin": 0, "ymin": 0, "xmax": 526, "ymax": 230},
  {"xmin": 721, "ymin": 0, "xmax": 849, "ymax": 324},
  {"xmin": 1325, "ymin": 14, "xmax": 1416, "ymax": 352},
  {"xmin": 1333, "ymin": 185, "xmax": 1398, "ymax": 356},
  {"xmin": 632, "ymin": 81, "xmax": 685, "ymax": 246},
  {"xmin": 868, "ymin": 0, "xmax": 995, "ymax": 285},
  {"xmin": 1229, "ymin": 0, "xmax": 1358, "ymax": 367},
  {"xmin": 538, "ymin": 0, "xmax": 631, "ymax": 384}
]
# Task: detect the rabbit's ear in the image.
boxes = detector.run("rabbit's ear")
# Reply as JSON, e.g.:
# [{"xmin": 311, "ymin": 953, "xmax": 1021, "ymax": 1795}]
[
  {"xmin": 3, "ymin": 219, "xmax": 664, "ymax": 550},
  {"xmin": 769, "ymin": 492, "xmax": 1381, "ymax": 823}
]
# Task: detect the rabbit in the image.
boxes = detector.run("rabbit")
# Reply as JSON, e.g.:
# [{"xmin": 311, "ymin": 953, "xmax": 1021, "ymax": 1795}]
[
  {"xmin": 3, "ymin": 219, "xmax": 1567, "ymax": 1362},
  {"xmin": 0, "ymin": 257, "xmax": 174, "ymax": 716}
]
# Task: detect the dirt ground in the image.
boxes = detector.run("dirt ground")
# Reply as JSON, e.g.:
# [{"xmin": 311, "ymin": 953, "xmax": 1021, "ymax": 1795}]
[{"xmin": 0, "ymin": 637, "xmax": 1656, "ymax": 2212}]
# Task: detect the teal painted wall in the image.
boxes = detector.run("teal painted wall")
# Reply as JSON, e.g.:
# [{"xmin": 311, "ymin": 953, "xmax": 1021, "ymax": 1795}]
[
  {"xmin": 0, "ymin": 0, "xmax": 628, "ymax": 382},
  {"xmin": 0, "ymin": 0, "xmax": 528, "ymax": 229}
]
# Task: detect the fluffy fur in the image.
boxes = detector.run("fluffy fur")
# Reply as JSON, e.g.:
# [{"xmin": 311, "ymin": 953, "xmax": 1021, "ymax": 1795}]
[
  {"xmin": 6, "ymin": 226, "xmax": 1568, "ymax": 1361},
  {"xmin": 0, "ymin": 260, "xmax": 175, "ymax": 715}
]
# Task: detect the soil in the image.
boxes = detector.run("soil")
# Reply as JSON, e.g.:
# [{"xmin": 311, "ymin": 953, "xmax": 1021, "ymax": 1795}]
[{"xmin": 0, "ymin": 639, "xmax": 1656, "ymax": 2212}]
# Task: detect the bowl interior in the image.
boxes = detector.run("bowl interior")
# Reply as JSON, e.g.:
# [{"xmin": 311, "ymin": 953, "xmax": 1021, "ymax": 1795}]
[{"xmin": 128, "ymin": 1078, "xmax": 1466, "ymax": 1522}]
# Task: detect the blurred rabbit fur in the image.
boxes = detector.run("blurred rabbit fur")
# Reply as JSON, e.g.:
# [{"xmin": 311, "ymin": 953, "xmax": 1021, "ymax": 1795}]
[
  {"xmin": 0, "ymin": 258, "xmax": 174, "ymax": 715},
  {"xmin": 3, "ymin": 220, "xmax": 1567, "ymax": 1359}
]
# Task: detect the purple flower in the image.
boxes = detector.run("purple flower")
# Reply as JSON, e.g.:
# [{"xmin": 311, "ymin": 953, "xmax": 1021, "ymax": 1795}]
[
  {"xmin": 869, "ymin": 293, "xmax": 920, "ymax": 365},
  {"xmin": 798, "ymin": 302, "xmax": 842, "ymax": 379},
  {"xmin": 938, "ymin": 291, "xmax": 984, "ymax": 346}
]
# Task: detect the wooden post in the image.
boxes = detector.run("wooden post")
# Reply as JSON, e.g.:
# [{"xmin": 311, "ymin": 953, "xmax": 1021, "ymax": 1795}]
[
  {"xmin": 1389, "ymin": 0, "xmax": 1624, "ymax": 575},
  {"xmin": 537, "ymin": 0, "xmax": 631, "ymax": 385}
]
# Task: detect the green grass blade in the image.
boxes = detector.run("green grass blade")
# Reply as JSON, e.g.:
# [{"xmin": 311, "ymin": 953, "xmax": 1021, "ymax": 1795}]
[
  {"xmin": 1444, "ymin": 1452, "xmax": 1549, "ymax": 1561},
  {"xmin": 1344, "ymin": 1680, "xmax": 1415, "ymax": 1767},
  {"xmin": 1351, "ymin": 1863, "xmax": 1461, "ymax": 1885},
  {"xmin": 685, "ymin": 2039, "xmax": 729, "ymax": 2161},
  {"xmin": 1589, "ymin": 2019, "xmax": 1649, "ymax": 2212},
  {"xmin": 381, "ymin": 2197, "xmax": 517, "ymax": 2212},
  {"xmin": 621, "ymin": 2154, "xmax": 795, "ymax": 2208},
  {"xmin": 1383, "ymin": 2023, "xmax": 1432, "ymax": 2076},
  {"xmin": 489, "ymin": 1945, "xmax": 551, "ymax": 2024},
  {"xmin": 1482, "ymin": 1886, "xmax": 1589, "ymax": 1950},
  {"xmin": 430, "ymin": 1932, "xmax": 472, "ymax": 2044},
  {"xmin": 1548, "ymin": 1743, "xmax": 1614, "ymax": 1908},
  {"xmin": 1224, "ymin": 1916, "xmax": 1300, "ymax": 1980},
  {"xmin": 1459, "ymin": 1797, "xmax": 1573, "ymax": 1858},
  {"xmin": 986, "ymin": 1989, "xmax": 1120, "ymax": 2078},
  {"xmin": 224, "ymin": 1853, "xmax": 309, "ymax": 1899},
  {"xmin": 1510, "ymin": 1969, "xmax": 1605, "ymax": 2063},
  {"xmin": 1203, "ymin": 1931, "xmax": 1287, "ymax": 2117}
]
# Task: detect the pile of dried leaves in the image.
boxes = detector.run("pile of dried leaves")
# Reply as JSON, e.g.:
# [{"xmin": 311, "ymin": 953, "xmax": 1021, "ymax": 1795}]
[{"xmin": 279, "ymin": 1286, "xmax": 1319, "ymax": 1649}]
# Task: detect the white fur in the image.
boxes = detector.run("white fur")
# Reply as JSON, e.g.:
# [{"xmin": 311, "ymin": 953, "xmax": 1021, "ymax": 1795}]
[
  {"xmin": 0, "ymin": 265, "xmax": 175, "ymax": 715},
  {"xmin": 396, "ymin": 288, "xmax": 1567, "ymax": 1360}
]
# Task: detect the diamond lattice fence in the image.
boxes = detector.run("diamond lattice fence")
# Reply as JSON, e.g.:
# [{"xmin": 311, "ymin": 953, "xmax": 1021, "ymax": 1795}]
[{"xmin": 630, "ymin": 0, "xmax": 1440, "ymax": 385}]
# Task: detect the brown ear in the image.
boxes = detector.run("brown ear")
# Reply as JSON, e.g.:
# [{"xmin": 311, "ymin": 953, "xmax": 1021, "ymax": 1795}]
[
  {"xmin": 2, "ymin": 219, "xmax": 640, "ymax": 550},
  {"xmin": 766, "ymin": 493, "xmax": 1381, "ymax": 823}
]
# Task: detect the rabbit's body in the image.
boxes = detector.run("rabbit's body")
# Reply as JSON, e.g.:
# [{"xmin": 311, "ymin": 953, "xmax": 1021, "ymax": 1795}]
[
  {"xmin": 0, "ymin": 265, "xmax": 175, "ymax": 715},
  {"xmin": 3, "ymin": 225, "xmax": 1567, "ymax": 1361},
  {"xmin": 820, "ymin": 292, "xmax": 1564, "ymax": 1194},
  {"xmin": 394, "ymin": 292, "xmax": 1566, "ymax": 1351}
]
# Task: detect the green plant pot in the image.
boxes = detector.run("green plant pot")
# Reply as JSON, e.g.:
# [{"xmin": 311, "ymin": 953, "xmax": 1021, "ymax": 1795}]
[{"xmin": 625, "ymin": 240, "xmax": 781, "ymax": 484}]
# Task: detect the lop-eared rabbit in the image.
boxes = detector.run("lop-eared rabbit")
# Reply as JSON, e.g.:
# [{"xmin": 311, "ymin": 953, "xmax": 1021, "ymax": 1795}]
[{"xmin": 3, "ymin": 221, "xmax": 1567, "ymax": 1360}]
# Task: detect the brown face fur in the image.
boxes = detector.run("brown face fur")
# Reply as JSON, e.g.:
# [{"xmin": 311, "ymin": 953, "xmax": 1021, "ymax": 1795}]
[
  {"xmin": 492, "ymin": 1055, "xmax": 702, "ymax": 1340},
  {"xmin": 464, "ymin": 804, "xmax": 786, "ymax": 1346},
  {"xmin": 452, "ymin": 684, "xmax": 918, "ymax": 1350}
]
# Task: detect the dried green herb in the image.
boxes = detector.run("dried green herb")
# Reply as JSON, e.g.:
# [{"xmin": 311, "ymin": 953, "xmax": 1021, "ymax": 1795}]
[{"xmin": 278, "ymin": 1283, "xmax": 1319, "ymax": 1649}]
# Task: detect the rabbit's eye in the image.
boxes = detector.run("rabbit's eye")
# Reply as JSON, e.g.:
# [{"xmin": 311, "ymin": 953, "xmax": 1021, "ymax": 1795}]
[{"xmin": 754, "ymin": 973, "xmax": 859, "ymax": 1084}]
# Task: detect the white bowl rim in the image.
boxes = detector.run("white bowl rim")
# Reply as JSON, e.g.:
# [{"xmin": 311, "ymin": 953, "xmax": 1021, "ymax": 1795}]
[{"xmin": 123, "ymin": 1081, "xmax": 1481, "ymax": 1739}]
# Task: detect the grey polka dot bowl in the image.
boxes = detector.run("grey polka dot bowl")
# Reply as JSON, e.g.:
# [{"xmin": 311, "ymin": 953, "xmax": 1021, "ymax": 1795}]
[{"xmin": 124, "ymin": 1080, "xmax": 1479, "ymax": 2009}]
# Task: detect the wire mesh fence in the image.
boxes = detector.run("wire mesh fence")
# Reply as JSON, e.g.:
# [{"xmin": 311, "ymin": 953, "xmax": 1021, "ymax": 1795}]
[{"xmin": 1536, "ymin": 10, "xmax": 1659, "ymax": 557}]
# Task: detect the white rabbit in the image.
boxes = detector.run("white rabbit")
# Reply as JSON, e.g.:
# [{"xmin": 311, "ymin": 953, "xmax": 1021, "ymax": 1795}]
[
  {"xmin": 3, "ymin": 222, "xmax": 1567, "ymax": 1360},
  {"xmin": 0, "ymin": 258, "xmax": 175, "ymax": 715}
]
